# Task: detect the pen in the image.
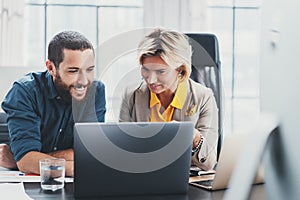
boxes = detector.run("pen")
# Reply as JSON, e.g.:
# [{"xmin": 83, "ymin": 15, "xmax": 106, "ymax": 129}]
[{"xmin": 26, "ymin": 173, "xmax": 39, "ymax": 176}]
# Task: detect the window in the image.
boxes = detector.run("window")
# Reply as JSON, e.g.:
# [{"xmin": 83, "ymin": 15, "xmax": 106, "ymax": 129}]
[
  {"xmin": 204, "ymin": 1, "xmax": 262, "ymax": 135},
  {"xmin": 23, "ymin": 0, "xmax": 262, "ymax": 134},
  {"xmin": 25, "ymin": 0, "xmax": 143, "ymax": 68}
]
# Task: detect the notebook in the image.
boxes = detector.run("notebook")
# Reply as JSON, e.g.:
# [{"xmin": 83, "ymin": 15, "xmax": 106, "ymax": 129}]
[
  {"xmin": 189, "ymin": 133, "xmax": 264, "ymax": 190},
  {"xmin": 74, "ymin": 122, "xmax": 194, "ymax": 198}
]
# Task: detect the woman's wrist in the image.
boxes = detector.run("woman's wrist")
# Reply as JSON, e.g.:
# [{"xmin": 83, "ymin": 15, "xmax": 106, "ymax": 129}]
[{"xmin": 192, "ymin": 136, "xmax": 204, "ymax": 156}]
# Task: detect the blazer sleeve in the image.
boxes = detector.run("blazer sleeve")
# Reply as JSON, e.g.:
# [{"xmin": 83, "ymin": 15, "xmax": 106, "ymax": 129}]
[{"xmin": 191, "ymin": 86, "xmax": 219, "ymax": 171}]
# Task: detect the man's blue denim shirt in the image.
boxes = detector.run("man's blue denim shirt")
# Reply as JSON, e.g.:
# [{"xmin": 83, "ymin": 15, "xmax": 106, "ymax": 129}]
[{"xmin": 1, "ymin": 71, "xmax": 106, "ymax": 161}]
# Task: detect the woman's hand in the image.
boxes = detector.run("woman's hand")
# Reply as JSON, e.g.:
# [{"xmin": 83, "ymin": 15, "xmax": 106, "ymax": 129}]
[{"xmin": 193, "ymin": 129, "xmax": 202, "ymax": 148}]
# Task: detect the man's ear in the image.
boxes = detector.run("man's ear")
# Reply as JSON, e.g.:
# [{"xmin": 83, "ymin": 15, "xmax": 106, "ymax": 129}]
[{"xmin": 46, "ymin": 60, "xmax": 56, "ymax": 77}]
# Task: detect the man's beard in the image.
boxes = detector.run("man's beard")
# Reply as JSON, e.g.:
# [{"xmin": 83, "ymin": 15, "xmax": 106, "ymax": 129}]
[
  {"xmin": 55, "ymin": 75, "xmax": 92, "ymax": 103},
  {"xmin": 54, "ymin": 73, "xmax": 73, "ymax": 103}
]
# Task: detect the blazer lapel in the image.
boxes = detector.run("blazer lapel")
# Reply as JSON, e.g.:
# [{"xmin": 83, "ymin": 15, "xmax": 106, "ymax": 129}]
[
  {"xmin": 134, "ymin": 80, "xmax": 198, "ymax": 122},
  {"xmin": 173, "ymin": 80, "xmax": 198, "ymax": 122}
]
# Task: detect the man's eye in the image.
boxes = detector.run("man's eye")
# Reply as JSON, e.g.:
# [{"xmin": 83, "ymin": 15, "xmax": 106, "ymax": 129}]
[
  {"xmin": 68, "ymin": 69, "xmax": 78, "ymax": 73},
  {"xmin": 87, "ymin": 67, "xmax": 94, "ymax": 72}
]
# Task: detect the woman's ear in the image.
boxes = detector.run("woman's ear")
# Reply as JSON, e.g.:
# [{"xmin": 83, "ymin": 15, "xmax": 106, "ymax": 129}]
[
  {"xmin": 46, "ymin": 60, "xmax": 56, "ymax": 77},
  {"xmin": 176, "ymin": 66, "xmax": 186, "ymax": 82}
]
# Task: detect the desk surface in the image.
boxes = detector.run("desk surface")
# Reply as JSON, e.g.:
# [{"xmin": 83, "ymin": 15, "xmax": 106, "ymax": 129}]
[{"xmin": 24, "ymin": 182, "xmax": 266, "ymax": 200}]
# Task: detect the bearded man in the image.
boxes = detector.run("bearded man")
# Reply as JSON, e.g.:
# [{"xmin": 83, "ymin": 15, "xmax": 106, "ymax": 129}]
[{"xmin": 0, "ymin": 31, "xmax": 106, "ymax": 177}]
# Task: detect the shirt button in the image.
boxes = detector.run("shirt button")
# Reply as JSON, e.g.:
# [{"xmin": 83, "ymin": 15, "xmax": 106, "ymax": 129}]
[
  {"xmin": 59, "ymin": 128, "xmax": 62, "ymax": 133},
  {"xmin": 56, "ymin": 96, "xmax": 61, "ymax": 100},
  {"xmin": 54, "ymin": 147, "xmax": 57, "ymax": 151}
]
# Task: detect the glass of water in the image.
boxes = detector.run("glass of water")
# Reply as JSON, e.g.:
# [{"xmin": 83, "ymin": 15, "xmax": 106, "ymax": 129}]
[{"xmin": 39, "ymin": 158, "xmax": 65, "ymax": 191}]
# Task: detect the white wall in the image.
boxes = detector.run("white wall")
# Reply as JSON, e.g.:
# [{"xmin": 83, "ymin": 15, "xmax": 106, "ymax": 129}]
[{"xmin": 260, "ymin": 0, "xmax": 300, "ymax": 199}]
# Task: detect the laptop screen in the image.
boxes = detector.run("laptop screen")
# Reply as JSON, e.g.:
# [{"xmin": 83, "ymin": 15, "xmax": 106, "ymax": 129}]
[{"xmin": 74, "ymin": 122, "xmax": 194, "ymax": 198}]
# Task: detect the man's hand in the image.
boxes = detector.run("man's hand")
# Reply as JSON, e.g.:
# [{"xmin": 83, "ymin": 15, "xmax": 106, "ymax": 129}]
[
  {"xmin": 0, "ymin": 143, "xmax": 17, "ymax": 169},
  {"xmin": 17, "ymin": 150, "xmax": 74, "ymax": 177},
  {"xmin": 48, "ymin": 148, "xmax": 74, "ymax": 161}
]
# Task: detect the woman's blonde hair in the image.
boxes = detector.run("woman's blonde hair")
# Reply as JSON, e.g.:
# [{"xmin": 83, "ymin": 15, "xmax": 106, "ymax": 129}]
[{"xmin": 138, "ymin": 28, "xmax": 192, "ymax": 81}]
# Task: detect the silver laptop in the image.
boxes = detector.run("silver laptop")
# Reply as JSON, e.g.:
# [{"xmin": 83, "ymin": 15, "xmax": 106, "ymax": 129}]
[
  {"xmin": 189, "ymin": 133, "xmax": 264, "ymax": 190},
  {"xmin": 74, "ymin": 122, "xmax": 194, "ymax": 198}
]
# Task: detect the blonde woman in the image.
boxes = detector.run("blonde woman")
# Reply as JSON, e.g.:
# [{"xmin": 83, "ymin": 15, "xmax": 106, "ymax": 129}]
[{"xmin": 119, "ymin": 28, "xmax": 218, "ymax": 170}]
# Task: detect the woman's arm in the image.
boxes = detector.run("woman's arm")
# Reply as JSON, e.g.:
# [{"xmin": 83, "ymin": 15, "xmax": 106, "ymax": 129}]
[
  {"xmin": 192, "ymin": 88, "xmax": 219, "ymax": 171},
  {"xmin": 119, "ymin": 87, "xmax": 134, "ymax": 122}
]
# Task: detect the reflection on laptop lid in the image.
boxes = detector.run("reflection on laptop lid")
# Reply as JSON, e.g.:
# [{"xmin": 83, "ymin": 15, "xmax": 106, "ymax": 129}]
[
  {"xmin": 189, "ymin": 133, "xmax": 264, "ymax": 191},
  {"xmin": 74, "ymin": 122, "xmax": 194, "ymax": 198}
]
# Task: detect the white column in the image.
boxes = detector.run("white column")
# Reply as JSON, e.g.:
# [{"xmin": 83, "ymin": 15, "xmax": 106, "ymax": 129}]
[{"xmin": 0, "ymin": 0, "xmax": 24, "ymax": 67}]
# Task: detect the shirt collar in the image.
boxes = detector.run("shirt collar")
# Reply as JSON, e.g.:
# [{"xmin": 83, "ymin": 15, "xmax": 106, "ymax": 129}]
[
  {"xmin": 150, "ymin": 91, "xmax": 160, "ymax": 108},
  {"xmin": 170, "ymin": 80, "xmax": 188, "ymax": 109},
  {"xmin": 46, "ymin": 71, "xmax": 59, "ymax": 99},
  {"xmin": 149, "ymin": 80, "xmax": 188, "ymax": 109}
]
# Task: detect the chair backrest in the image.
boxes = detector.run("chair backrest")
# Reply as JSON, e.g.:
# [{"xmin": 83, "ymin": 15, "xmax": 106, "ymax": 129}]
[
  {"xmin": 185, "ymin": 33, "xmax": 223, "ymax": 160},
  {"xmin": 0, "ymin": 111, "xmax": 9, "ymax": 144}
]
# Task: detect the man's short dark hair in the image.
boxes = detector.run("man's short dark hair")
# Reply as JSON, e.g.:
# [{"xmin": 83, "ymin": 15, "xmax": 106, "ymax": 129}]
[{"xmin": 48, "ymin": 30, "xmax": 94, "ymax": 68}]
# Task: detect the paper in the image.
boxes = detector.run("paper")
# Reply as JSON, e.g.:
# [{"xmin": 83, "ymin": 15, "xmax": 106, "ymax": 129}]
[
  {"xmin": 0, "ymin": 183, "xmax": 33, "ymax": 200},
  {"xmin": 189, "ymin": 174, "xmax": 215, "ymax": 183},
  {"xmin": 64, "ymin": 177, "xmax": 74, "ymax": 183},
  {"xmin": 197, "ymin": 169, "xmax": 216, "ymax": 176},
  {"xmin": 0, "ymin": 170, "xmax": 41, "ymax": 182},
  {"xmin": 0, "ymin": 167, "xmax": 73, "ymax": 183},
  {"xmin": 0, "ymin": 167, "xmax": 74, "ymax": 183},
  {"xmin": 0, "ymin": 167, "xmax": 40, "ymax": 182},
  {"xmin": 190, "ymin": 166, "xmax": 216, "ymax": 176}
]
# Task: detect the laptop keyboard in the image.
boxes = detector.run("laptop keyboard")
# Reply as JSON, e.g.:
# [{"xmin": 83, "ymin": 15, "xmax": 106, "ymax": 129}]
[{"xmin": 194, "ymin": 179, "xmax": 214, "ymax": 187}]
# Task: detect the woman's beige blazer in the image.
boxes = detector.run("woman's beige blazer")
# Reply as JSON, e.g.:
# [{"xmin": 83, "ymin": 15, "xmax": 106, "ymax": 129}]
[{"xmin": 119, "ymin": 79, "xmax": 218, "ymax": 170}]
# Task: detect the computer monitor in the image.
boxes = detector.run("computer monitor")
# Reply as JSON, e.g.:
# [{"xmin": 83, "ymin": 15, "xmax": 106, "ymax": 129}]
[
  {"xmin": 225, "ymin": 1, "xmax": 300, "ymax": 199},
  {"xmin": 259, "ymin": 1, "xmax": 300, "ymax": 199}
]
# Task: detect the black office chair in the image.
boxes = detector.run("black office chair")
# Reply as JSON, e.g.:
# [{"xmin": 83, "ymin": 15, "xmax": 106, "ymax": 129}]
[
  {"xmin": 0, "ymin": 111, "xmax": 9, "ymax": 144},
  {"xmin": 185, "ymin": 33, "xmax": 223, "ymax": 161}
]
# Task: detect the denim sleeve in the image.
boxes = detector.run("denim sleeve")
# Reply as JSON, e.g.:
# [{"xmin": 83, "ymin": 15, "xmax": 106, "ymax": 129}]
[{"xmin": 1, "ymin": 83, "xmax": 42, "ymax": 161}]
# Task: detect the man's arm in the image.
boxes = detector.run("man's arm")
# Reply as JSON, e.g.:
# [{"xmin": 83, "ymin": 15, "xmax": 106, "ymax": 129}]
[
  {"xmin": 48, "ymin": 148, "xmax": 74, "ymax": 161},
  {"xmin": 0, "ymin": 144, "xmax": 17, "ymax": 169},
  {"xmin": 17, "ymin": 150, "xmax": 74, "ymax": 177}
]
